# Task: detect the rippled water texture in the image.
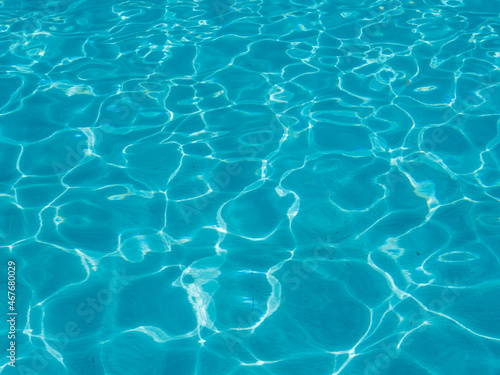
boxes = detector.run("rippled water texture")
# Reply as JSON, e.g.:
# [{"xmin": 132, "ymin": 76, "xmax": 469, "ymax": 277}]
[{"xmin": 1, "ymin": 0, "xmax": 500, "ymax": 374}]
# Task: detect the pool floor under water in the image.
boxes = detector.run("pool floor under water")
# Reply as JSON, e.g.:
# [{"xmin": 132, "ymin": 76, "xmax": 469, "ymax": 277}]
[{"xmin": 1, "ymin": 0, "xmax": 500, "ymax": 374}]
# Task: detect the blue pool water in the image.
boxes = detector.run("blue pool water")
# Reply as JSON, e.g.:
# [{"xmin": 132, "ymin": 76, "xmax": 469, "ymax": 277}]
[{"xmin": 1, "ymin": 0, "xmax": 500, "ymax": 374}]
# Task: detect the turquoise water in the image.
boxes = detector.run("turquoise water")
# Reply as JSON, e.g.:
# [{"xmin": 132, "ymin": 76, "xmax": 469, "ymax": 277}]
[{"xmin": 1, "ymin": 0, "xmax": 500, "ymax": 374}]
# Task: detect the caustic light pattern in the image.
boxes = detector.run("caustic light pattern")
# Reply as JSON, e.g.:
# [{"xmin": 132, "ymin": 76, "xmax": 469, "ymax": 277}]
[{"xmin": 0, "ymin": 0, "xmax": 500, "ymax": 374}]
